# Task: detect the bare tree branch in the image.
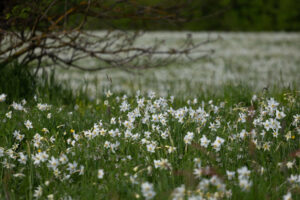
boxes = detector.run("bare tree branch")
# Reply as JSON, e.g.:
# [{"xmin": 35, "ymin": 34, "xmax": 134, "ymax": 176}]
[{"xmin": 0, "ymin": 0, "xmax": 215, "ymax": 74}]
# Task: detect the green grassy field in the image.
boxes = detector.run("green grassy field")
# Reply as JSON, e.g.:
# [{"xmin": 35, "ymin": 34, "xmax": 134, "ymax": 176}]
[
  {"xmin": 0, "ymin": 32, "xmax": 299, "ymax": 199},
  {"xmin": 0, "ymin": 81, "xmax": 299, "ymax": 199}
]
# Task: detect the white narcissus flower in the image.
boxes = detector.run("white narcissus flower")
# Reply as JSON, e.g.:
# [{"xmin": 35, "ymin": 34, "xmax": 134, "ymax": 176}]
[
  {"xmin": 283, "ymin": 192, "xmax": 292, "ymax": 200},
  {"xmin": 276, "ymin": 110, "xmax": 286, "ymax": 119},
  {"xmin": 200, "ymin": 135, "xmax": 210, "ymax": 148},
  {"xmin": 13, "ymin": 173, "xmax": 25, "ymax": 178},
  {"xmin": 18, "ymin": 152, "xmax": 27, "ymax": 164},
  {"xmin": 141, "ymin": 182, "xmax": 156, "ymax": 200},
  {"xmin": 184, "ymin": 132, "xmax": 194, "ymax": 145},
  {"xmin": 286, "ymin": 161, "xmax": 294, "ymax": 169},
  {"xmin": 146, "ymin": 143, "xmax": 156, "ymax": 153},
  {"xmin": 33, "ymin": 186, "xmax": 43, "ymax": 199},
  {"xmin": 59, "ymin": 154, "xmax": 68, "ymax": 164},
  {"xmin": 105, "ymin": 90, "xmax": 112, "ymax": 97},
  {"xmin": 239, "ymin": 178, "xmax": 252, "ymax": 191},
  {"xmin": 120, "ymin": 101, "xmax": 130, "ymax": 112},
  {"xmin": 67, "ymin": 161, "xmax": 78, "ymax": 174},
  {"xmin": 154, "ymin": 159, "xmax": 171, "ymax": 170},
  {"xmin": 171, "ymin": 185, "xmax": 185, "ymax": 200},
  {"xmin": 212, "ymin": 136, "xmax": 225, "ymax": 151},
  {"xmin": 47, "ymin": 194, "xmax": 54, "ymax": 200},
  {"xmin": 48, "ymin": 157, "xmax": 59, "ymax": 170},
  {"xmin": 6, "ymin": 111, "xmax": 12, "ymax": 119},
  {"xmin": 239, "ymin": 129, "xmax": 247, "ymax": 139},
  {"xmin": 193, "ymin": 168, "xmax": 202, "ymax": 179},
  {"xmin": 98, "ymin": 169, "xmax": 104, "ymax": 179},
  {"xmin": 237, "ymin": 166, "xmax": 251, "ymax": 178},
  {"xmin": 79, "ymin": 165, "xmax": 85, "ymax": 175},
  {"xmin": 12, "ymin": 102, "xmax": 24, "ymax": 111},
  {"xmin": 24, "ymin": 120, "xmax": 33, "ymax": 130},
  {"xmin": 0, "ymin": 93, "xmax": 7, "ymax": 102},
  {"xmin": 37, "ymin": 103, "xmax": 51, "ymax": 111},
  {"xmin": 226, "ymin": 171, "xmax": 235, "ymax": 180},
  {"xmin": 0, "ymin": 147, "xmax": 5, "ymax": 157}
]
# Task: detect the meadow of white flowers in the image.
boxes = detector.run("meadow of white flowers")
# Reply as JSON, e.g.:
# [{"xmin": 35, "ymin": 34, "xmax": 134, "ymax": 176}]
[
  {"xmin": 0, "ymin": 89, "xmax": 299, "ymax": 199},
  {"xmin": 53, "ymin": 32, "xmax": 300, "ymax": 97}
]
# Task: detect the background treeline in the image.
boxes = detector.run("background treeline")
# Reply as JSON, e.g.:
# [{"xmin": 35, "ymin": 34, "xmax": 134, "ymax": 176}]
[
  {"xmin": 85, "ymin": 0, "xmax": 300, "ymax": 31},
  {"xmin": 1, "ymin": 0, "xmax": 299, "ymax": 32}
]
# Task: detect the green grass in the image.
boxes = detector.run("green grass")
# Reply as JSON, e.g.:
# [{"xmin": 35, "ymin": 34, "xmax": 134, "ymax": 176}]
[{"xmin": 0, "ymin": 72, "xmax": 299, "ymax": 200}]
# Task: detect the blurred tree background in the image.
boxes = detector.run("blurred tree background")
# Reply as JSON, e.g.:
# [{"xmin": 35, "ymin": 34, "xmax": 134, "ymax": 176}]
[
  {"xmin": 83, "ymin": 0, "xmax": 300, "ymax": 31},
  {"xmin": 1, "ymin": 0, "xmax": 299, "ymax": 31},
  {"xmin": 0, "ymin": 0, "xmax": 299, "ymax": 99}
]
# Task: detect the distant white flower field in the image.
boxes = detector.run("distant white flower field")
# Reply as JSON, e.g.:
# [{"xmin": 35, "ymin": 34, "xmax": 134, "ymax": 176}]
[{"xmin": 53, "ymin": 32, "xmax": 300, "ymax": 96}]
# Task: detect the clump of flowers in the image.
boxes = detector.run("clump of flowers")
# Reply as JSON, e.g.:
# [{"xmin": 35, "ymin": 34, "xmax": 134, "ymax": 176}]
[
  {"xmin": 0, "ymin": 91, "xmax": 298, "ymax": 199},
  {"xmin": 141, "ymin": 182, "xmax": 156, "ymax": 200}
]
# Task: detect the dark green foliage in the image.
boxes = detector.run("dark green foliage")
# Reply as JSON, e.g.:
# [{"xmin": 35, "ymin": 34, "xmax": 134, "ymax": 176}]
[
  {"xmin": 0, "ymin": 62, "xmax": 78, "ymax": 105},
  {"xmin": 85, "ymin": 0, "xmax": 300, "ymax": 31},
  {"xmin": 0, "ymin": 62, "xmax": 36, "ymax": 103},
  {"xmin": 2, "ymin": 0, "xmax": 299, "ymax": 32},
  {"xmin": 36, "ymin": 69, "xmax": 77, "ymax": 106}
]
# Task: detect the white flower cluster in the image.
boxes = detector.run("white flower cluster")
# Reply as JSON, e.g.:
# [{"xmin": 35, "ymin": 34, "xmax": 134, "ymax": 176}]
[
  {"xmin": 0, "ymin": 92, "xmax": 298, "ymax": 199},
  {"xmin": 141, "ymin": 182, "xmax": 156, "ymax": 200}
]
